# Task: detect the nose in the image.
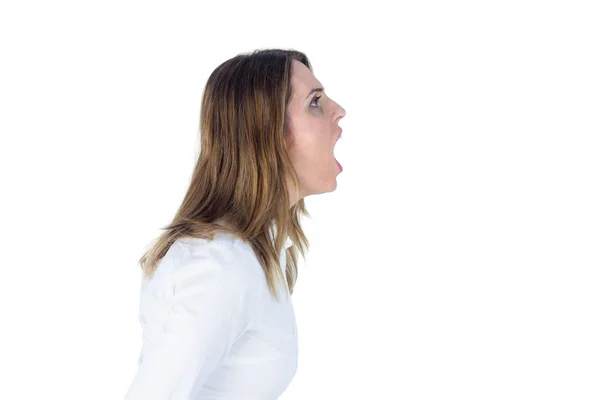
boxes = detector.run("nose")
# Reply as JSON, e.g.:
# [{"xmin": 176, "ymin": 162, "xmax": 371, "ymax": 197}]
[{"xmin": 336, "ymin": 103, "xmax": 346, "ymax": 121}]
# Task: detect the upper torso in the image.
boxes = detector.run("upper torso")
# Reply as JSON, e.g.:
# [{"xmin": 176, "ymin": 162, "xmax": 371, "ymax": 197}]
[{"xmin": 125, "ymin": 231, "xmax": 298, "ymax": 400}]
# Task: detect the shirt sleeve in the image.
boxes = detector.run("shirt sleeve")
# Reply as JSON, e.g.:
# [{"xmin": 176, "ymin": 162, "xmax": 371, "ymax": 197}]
[{"xmin": 124, "ymin": 249, "xmax": 255, "ymax": 399}]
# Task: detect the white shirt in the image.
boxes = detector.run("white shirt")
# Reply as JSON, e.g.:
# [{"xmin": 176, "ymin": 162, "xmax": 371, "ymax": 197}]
[{"xmin": 124, "ymin": 231, "xmax": 298, "ymax": 400}]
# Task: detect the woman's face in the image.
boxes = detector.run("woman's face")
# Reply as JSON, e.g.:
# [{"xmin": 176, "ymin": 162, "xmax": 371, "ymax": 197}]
[{"xmin": 286, "ymin": 60, "xmax": 346, "ymax": 204}]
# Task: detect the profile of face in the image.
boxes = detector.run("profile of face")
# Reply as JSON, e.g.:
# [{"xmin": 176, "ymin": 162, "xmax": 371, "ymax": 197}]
[{"xmin": 285, "ymin": 60, "xmax": 346, "ymax": 203}]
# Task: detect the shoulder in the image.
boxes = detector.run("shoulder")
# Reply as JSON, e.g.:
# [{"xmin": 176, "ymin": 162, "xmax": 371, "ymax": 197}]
[
  {"xmin": 168, "ymin": 232, "xmax": 265, "ymax": 299},
  {"xmin": 140, "ymin": 231, "xmax": 267, "ymax": 319}
]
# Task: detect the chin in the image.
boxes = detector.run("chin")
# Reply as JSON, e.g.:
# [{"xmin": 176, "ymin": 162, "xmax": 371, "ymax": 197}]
[
  {"xmin": 325, "ymin": 179, "xmax": 338, "ymax": 193},
  {"xmin": 305, "ymin": 175, "xmax": 339, "ymax": 196}
]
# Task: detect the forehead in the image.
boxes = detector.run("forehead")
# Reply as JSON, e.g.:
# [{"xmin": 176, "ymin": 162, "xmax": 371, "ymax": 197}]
[{"xmin": 290, "ymin": 59, "xmax": 322, "ymax": 97}]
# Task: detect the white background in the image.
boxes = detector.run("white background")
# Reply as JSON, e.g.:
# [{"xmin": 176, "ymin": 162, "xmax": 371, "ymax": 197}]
[{"xmin": 1, "ymin": 1, "xmax": 598, "ymax": 399}]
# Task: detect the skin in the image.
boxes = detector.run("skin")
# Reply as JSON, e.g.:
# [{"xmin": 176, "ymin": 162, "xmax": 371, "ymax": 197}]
[{"xmin": 285, "ymin": 60, "xmax": 346, "ymax": 208}]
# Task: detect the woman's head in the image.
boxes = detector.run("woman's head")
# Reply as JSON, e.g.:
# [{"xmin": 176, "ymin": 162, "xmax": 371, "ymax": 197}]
[
  {"xmin": 139, "ymin": 49, "xmax": 345, "ymax": 301},
  {"xmin": 199, "ymin": 49, "xmax": 346, "ymax": 207}
]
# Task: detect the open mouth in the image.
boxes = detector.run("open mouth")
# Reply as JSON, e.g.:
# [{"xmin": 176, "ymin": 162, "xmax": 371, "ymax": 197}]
[
  {"xmin": 333, "ymin": 148, "xmax": 342, "ymax": 171},
  {"xmin": 333, "ymin": 140, "xmax": 342, "ymax": 171}
]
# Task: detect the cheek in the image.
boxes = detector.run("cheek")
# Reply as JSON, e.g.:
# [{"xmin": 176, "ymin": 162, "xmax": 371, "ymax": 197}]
[
  {"xmin": 295, "ymin": 132, "xmax": 328, "ymax": 161},
  {"xmin": 290, "ymin": 107, "xmax": 326, "ymax": 134},
  {"xmin": 292, "ymin": 113, "xmax": 316, "ymax": 135},
  {"xmin": 293, "ymin": 118, "xmax": 329, "ymax": 147},
  {"xmin": 288, "ymin": 111, "xmax": 331, "ymax": 161}
]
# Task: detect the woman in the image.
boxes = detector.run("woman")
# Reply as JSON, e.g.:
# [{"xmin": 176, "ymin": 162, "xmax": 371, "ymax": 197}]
[{"xmin": 124, "ymin": 48, "xmax": 346, "ymax": 399}]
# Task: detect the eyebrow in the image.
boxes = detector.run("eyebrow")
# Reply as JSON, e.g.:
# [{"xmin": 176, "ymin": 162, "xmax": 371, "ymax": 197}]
[{"xmin": 305, "ymin": 87, "xmax": 324, "ymax": 100}]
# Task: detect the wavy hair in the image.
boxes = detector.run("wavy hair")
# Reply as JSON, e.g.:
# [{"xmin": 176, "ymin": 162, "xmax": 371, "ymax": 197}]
[{"xmin": 138, "ymin": 49, "xmax": 312, "ymax": 302}]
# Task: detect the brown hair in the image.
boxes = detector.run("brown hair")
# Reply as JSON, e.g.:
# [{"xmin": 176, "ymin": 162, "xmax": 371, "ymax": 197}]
[{"xmin": 138, "ymin": 49, "xmax": 312, "ymax": 302}]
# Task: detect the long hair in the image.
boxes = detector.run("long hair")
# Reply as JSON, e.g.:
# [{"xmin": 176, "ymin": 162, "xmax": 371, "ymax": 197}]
[{"xmin": 138, "ymin": 49, "xmax": 312, "ymax": 302}]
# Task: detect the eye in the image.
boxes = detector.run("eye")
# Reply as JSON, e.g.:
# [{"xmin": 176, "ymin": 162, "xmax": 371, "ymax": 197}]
[{"xmin": 310, "ymin": 95, "xmax": 322, "ymax": 108}]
